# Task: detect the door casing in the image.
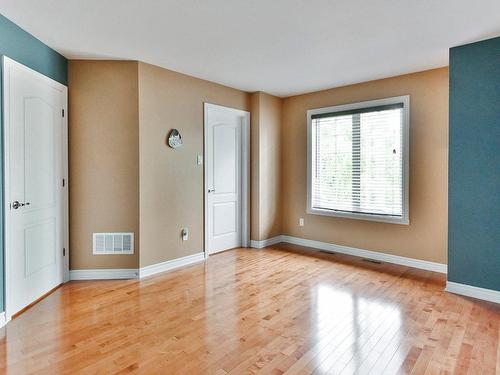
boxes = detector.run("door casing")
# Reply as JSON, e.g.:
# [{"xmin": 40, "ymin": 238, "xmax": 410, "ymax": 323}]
[
  {"xmin": 204, "ymin": 103, "xmax": 250, "ymax": 256},
  {"xmin": 2, "ymin": 56, "xmax": 69, "ymax": 321}
]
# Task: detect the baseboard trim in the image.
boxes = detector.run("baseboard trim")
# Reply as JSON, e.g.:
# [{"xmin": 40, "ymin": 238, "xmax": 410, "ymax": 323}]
[
  {"xmin": 70, "ymin": 268, "xmax": 139, "ymax": 280},
  {"xmin": 0, "ymin": 312, "xmax": 7, "ymax": 329},
  {"xmin": 139, "ymin": 252, "xmax": 205, "ymax": 279},
  {"xmin": 69, "ymin": 252, "xmax": 206, "ymax": 281},
  {"xmin": 446, "ymin": 281, "xmax": 500, "ymax": 304},
  {"xmin": 251, "ymin": 234, "xmax": 447, "ymax": 274},
  {"xmin": 250, "ymin": 236, "xmax": 283, "ymax": 249}
]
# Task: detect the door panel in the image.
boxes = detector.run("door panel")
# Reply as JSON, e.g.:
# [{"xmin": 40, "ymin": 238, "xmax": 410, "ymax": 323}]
[
  {"xmin": 206, "ymin": 105, "xmax": 244, "ymax": 254},
  {"xmin": 214, "ymin": 125, "xmax": 237, "ymax": 194},
  {"xmin": 213, "ymin": 202, "xmax": 237, "ymax": 236},
  {"xmin": 25, "ymin": 219, "xmax": 56, "ymax": 276},
  {"xmin": 25, "ymin": 97, "xmax": 56, "ymax": 209},
  {"xmin": 4, "ymin": 58, "xmax": 66, "ymax": 317}
]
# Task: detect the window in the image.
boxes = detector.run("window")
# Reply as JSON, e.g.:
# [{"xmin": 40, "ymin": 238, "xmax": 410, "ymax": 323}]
[{"xmin": 307, "ymin": 96, "xmax": 409, "ymax": 224}]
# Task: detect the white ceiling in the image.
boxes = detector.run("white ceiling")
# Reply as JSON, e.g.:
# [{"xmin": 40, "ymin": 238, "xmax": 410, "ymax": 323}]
[{"xmin": 1, "ymin": 0, "xmax": 500, "ymax": 97}]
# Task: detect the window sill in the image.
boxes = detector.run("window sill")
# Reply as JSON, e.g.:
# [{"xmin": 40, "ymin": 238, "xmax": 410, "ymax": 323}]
[{"xmin": 306, "ymin": 207, "xmax": 409, "ymax": 225}]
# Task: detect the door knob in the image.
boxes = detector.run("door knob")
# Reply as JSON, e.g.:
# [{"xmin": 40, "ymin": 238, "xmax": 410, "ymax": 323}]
[
  {"xmin": 208, "ymin": 188, "xmax": 215, "ymax": 193},
  {"xmin": 12, "ymin": 201, "xmax": 24, "ymax": 209}
]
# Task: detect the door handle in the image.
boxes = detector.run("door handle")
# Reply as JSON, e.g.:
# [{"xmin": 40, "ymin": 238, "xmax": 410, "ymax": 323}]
[
  {"xmin": 11, "ymin": 201, "xmax": 29, "ymax": 209},
  {"xmin": 208, "ymin": 188, "xmax": 215, "ymax": 193},
  {"xmin": 12, "ymin": 201, "xmax": 24, "ymax": 209}
]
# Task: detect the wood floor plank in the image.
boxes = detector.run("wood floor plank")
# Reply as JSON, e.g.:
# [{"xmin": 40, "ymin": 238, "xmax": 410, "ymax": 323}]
[{"xmin": 0, "ymin": 244, "xmax": 498, "ymax": 374}]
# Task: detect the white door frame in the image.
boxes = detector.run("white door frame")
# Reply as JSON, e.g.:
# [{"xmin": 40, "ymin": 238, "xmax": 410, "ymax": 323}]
[
  {"xmin": 2, "ymin": 56, "xmax": 69, "ymax": 321},
  {"xmin": 203, "ymin": 103, "xmax": 250, "ymax": 256}
]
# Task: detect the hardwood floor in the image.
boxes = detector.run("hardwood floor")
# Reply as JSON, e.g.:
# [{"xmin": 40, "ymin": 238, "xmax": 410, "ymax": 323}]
[{"xmin": 0, "ymin": 244, "xmax": 499, "ymax": 374}]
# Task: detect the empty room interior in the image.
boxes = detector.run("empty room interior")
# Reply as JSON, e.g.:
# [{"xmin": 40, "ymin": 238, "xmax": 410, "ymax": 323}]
[{"xmin": 0, "ymin": 1, "xmax": 499, "ymax": 374}]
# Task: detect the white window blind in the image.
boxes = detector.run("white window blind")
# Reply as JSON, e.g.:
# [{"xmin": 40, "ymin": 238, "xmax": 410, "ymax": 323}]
[{"xmin": 307, "ymin": 96, "xmax": 409, "ymax": 224}]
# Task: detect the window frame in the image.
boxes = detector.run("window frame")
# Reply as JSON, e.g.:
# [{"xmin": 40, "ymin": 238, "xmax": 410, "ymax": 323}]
[{"xmin": 306, "ymin": 95, "xmax": 410, "ymax": 225}]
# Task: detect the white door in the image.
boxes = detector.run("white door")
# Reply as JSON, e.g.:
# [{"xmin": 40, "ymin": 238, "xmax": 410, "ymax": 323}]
[
  {"xmin": 205, "ymin": 104, "xmax": 249, "ymax": 254},
  {"xmin": 3, "ymin": 57, "xmax": 67, "ymax": 318}
]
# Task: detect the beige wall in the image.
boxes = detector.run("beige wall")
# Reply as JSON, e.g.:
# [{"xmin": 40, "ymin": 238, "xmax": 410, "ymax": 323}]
[
  {"xmin": 68, "ymin": 60, "xmax": 448, "ymax": 269},
  {"xmin": 250, "ymin": 93, "xmax": 261, "ymax": 240},
  {"xmin": 68, "ymin": 60, "xmax": 250, "ymax": 270},
  {"xmin": 138, "ymin": 62, "xmax": 250, "ymax": 267},
  {"xmin": 250, "ymin": 92, "xmax": 282, "ymax": 240},
  {"xmin": 281, "ymin": 68, "xmax": 449, "ymax": 264},
  {"xmin": 68, "ymin": 61, "xmax": 140, "ymax": 269}
]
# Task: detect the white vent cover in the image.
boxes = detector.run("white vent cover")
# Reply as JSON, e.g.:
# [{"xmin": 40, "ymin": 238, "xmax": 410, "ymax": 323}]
[{"xmin": 93, "ymin": 233, "xmax": 134, "ymax": 255}]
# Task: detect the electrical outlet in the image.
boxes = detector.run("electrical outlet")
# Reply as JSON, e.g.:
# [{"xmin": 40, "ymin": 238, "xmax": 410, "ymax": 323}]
[
  {"xmin": 299, "ymin": 218, "xmax": 304, "ymax": 227},
  {"xmin": 182, "ymin": 228, "xmax": 189, "ymax": 241}
]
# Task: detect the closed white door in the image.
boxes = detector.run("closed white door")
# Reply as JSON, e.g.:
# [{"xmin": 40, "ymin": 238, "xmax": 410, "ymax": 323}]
[
  {"xmin": 205, "ymin": 104, "xmax": 248, "ymax": 254},
  {"xmin": 4, "ymin": 57, "xmax": 67, "ymax": 318}
]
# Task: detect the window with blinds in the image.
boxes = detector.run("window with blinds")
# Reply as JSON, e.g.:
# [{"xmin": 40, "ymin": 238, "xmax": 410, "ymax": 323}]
[{"xmin": 307, "ymin": 96, "xmax": 409, "ymax": 224}]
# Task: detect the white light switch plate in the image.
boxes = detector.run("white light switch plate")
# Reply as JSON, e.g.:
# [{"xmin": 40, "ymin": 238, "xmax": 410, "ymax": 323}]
[{"xmin": 196, "ymin": 155, "xmax": 203, "ymax": 165}]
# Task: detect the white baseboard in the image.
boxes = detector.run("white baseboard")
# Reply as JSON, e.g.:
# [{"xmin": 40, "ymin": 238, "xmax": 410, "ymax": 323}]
[
  {"xmin": 250, "ymin": 236, "xmax": 283, "ymax": 249},
  {"xmin": 0, "ymin": 312, "xmax": 7, "ymax": 329},
  {"xmin": 446, "ymin": 281, "xmax": 500, "ymax": 304},
  {"xmin": 69, "ymin": 252, "xmax": 206, "ymax": 281},
  {"xmin": 251, "ymin": 234, "xmax": 447, "ymax": 274},
  {"xmin": 70, "ymin": 268, "xmax": 139, "ymax": 280},
  {"xmin": 139, "ymin": 252, "xmax": 205, "ymax": 279}
]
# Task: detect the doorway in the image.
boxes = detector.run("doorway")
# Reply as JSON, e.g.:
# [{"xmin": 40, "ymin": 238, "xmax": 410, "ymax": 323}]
[
  {"xmin": 3, "ymin": 57, "xmax": 69, "ymax": 320},
  {"xmin": 204, "ymin": 103, "xmax": 249, "ymax": 255}
]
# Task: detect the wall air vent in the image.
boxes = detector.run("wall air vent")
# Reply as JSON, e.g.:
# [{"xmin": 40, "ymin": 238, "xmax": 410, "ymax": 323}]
[{"xmin": 93, "ymin": 233, "xmax": 134, "ymax": 255}]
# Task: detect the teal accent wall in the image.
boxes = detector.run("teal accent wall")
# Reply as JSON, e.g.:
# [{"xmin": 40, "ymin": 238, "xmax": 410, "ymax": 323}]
[
  {"xmin": 448, "ymin": 36, "xmax": 500, "ymax": 291},
  {"xmin": 0, "ymin": 13, "xmax": 68, "ymax": 312}
]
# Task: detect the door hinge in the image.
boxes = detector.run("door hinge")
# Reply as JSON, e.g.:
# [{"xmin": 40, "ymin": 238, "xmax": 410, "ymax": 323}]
[
  {"xmin": 62, "ymin": 109, "xmax": 65, "ymax": 117},
  {"xmin": 63, "ymin": 248, "xmax": 66, "ymax": 256},
  {"xmin": 62, "ymin": 178, "xmax": 65, "ymax": 187}
]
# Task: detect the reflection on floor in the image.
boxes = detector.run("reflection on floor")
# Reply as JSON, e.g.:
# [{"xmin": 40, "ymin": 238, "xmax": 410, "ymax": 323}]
[{"xmin": 0, "ymin": 244, "xmax": 499, "ymax": 374}]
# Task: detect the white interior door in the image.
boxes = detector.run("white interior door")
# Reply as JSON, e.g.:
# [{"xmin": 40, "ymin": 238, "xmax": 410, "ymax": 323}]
[
  {"xmin": 3, "ymin": 57, "xmax": 67, "ymax": 318},
  {"xmin": 205, "ymin": 104, "xmax": 249, "ymax": 254}
]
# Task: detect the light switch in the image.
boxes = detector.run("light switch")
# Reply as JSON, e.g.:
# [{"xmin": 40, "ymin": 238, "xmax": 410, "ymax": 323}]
[{"xmin": 196, "ymin": 155, "xmax": 203, "ymax": 165}]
